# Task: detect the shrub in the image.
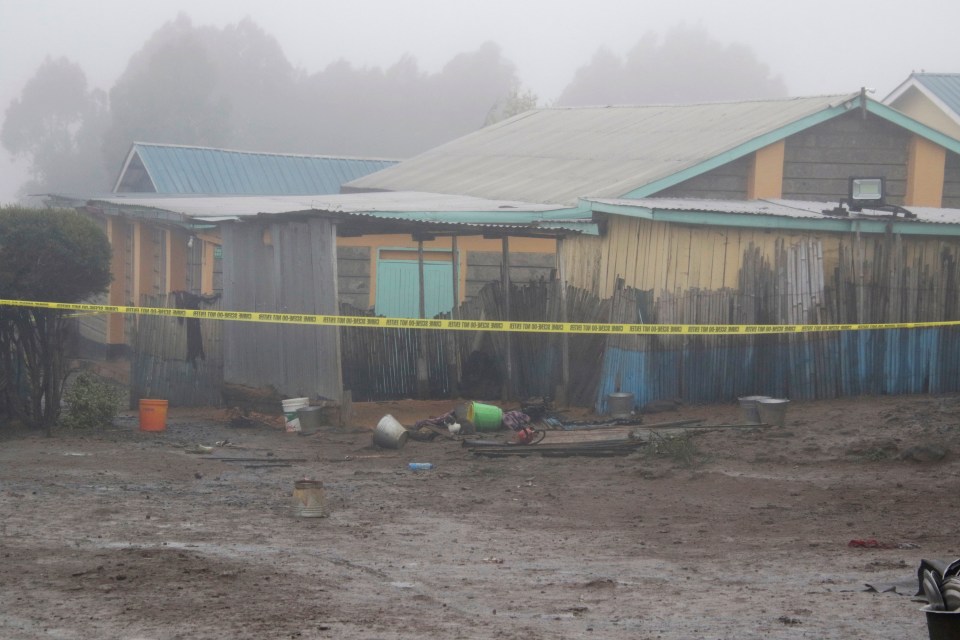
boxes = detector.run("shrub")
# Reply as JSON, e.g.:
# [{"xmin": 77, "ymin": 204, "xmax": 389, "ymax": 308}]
[
  {"xmin": 0, "ymin": 206, "xmax": 112, "ymax": 433},
  {"xmin": 60, "ymin": 373, "xmax": 123, "ymax": 430}
]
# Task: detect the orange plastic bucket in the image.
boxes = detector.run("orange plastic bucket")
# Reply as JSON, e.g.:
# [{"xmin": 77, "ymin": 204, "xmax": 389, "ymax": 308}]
[{"xmin": 139, "ymin": 399, "xmax": 169, "ymax": 432}]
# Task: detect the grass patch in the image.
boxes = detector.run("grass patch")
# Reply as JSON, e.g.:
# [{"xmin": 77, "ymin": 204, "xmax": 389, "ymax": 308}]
[
  {"xmin": 645, "ymin": 431, "xmax": 702, "ymax": 468},
  {"xmin": 863, "ymin": 448, "xmax": 892, "ymax": 462}
]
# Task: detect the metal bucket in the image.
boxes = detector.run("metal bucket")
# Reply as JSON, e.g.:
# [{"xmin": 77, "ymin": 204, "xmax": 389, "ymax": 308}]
[
  {"xmin": 607, "ymin": 392, "xmax": 635, "ymax": 418},
  {"xmin": 757, "ymin": 398, "xmax": 790, "ymax": 427},
  {"xmin": 737, "ymin": 395, "xmax": 770, "ymax": 424},
  {"xmin": 296, "ymin": 406, "xmax": 324, "ymax": 435},
  {"xmin": 923, "ymin": 606, "xmax": 960, "ymax": 640},
  {"xmin": 292, "ymin": 480, "xmax": 327, "ymax": 518},
  {"xmin": 373, "ymin": 414, "xmax": 408, "ymax": 449}
]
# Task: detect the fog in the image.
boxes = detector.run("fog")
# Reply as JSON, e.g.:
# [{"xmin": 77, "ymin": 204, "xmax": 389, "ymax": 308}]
[{"xmin": 2, "ymin": 0, "xmax": 959, "ymax": 203}]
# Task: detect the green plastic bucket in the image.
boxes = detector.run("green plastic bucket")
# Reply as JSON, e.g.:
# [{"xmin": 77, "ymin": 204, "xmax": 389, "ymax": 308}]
[{"xmin": 467, "ymin": 402, "xmax": 503, "ymax": 431}]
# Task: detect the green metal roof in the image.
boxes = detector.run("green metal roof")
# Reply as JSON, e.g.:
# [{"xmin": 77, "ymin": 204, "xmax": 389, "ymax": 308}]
[
  {"xmin": 113, "ymin": 142, "xmax": 397, "ymax": 195},
  {"xmin": 885, "ymin": 73, "xmax": 960, "ymax": 127},
  {"xmin": 914, "ymin": 74, "xmax": 960, "ymax": 117}
]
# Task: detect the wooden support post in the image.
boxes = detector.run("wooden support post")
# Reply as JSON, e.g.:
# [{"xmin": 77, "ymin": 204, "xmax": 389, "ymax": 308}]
[
  {"xmin": 106, "ymin": 218, "xmax": 128, "ymax": 350},
  {"xmin": 417, "ymin": 239, "xmax": 429, "ymax": 398},
  {"xmin": 501, "ymin": 236, "xmax": 513, "ymax": 401},
  {"xmin": 556, "ymin": 237, "xmax": 569, "ymax": 407},
  {"xmin": 448, "ymin": 235, "xmax": 460, "ymax": 397},
  {"xmin": 329, "ymin": 222, "xmax": 344, "ymax": 404}
]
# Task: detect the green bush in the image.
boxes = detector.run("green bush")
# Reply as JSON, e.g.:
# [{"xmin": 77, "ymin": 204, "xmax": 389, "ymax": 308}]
[{"xmin": 60, "ymin": 373, "xmax": 124, "ymax": 430}]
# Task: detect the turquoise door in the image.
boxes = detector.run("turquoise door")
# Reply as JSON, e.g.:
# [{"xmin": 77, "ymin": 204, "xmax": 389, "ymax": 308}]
[{"xmin": 375, "ymin": 259, "xmax": 454, "ymax": 318}]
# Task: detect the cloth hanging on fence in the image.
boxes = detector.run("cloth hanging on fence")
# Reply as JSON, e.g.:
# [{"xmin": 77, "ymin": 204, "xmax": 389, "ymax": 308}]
[{"xmin": 173, "ymin": 291, "xmax": 221, "ymax": 368}]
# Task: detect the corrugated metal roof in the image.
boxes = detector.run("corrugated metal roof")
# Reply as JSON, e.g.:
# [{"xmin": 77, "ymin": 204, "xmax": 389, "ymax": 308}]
[
  {"xmin": 77, "ymin": 192, "xmax": 595, "ymax": 233},
  {"xmin": 344, "ymin": 94, "xmax": 859, "ymax": 205},
  {"xmin": 913, "ymin": 73, "xmax": 960, "ymax": 119},
  {"xmin": 588, "ymin": 197, "xmax": 960, "ymax": 225},
  {"xmin": 114, "ymin": 143, "xmax": 398, "ymax": 195}
]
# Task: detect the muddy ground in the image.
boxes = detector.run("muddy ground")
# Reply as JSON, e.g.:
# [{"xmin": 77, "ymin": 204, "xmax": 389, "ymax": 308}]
[{"xmin": 1, "ymin": 394, "xmax": 958, "ymax": 639}]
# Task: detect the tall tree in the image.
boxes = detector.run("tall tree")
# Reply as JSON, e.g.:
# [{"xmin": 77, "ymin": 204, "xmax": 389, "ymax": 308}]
[
  {"xmin": 484, "ymin": 81, "xmax": 539, "ymax": 126},
  {"xmin": 559, "ymin": 25, "xmax": 787, "ymax": 106},
  {"xmin": 1, "ymin": 57, "xmax": 111, "ymax": 195},
  {"xmin": 104, "ymin": 14, "xmax": 300, "ymax": 161},
  {"xmin": 295, "ymin": 41, "xmax": 521, "ymax": 157},
  {"xmin": 102, "ymin": 14, "xmax": 234, "ymax": 168},
  {"xmin": 3, "ymin": 17, "xmax": 528, "ymax": 197}
]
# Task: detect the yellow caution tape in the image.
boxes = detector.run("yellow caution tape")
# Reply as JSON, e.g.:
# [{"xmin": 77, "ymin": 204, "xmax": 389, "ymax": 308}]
[{"xmin": 2, "ymin": 298, "xmax": 958, "ymax": 335}]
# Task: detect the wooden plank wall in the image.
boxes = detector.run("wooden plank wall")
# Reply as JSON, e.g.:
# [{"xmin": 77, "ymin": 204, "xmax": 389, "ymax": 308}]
[
  {"xmin": 339, "ymin": 281, "xmax": 609, "ymax": 404},
  {"xmin": 575, "ymin": 213, "xmax": 960, "ymax": 411},
  {"xmin": 465, "ymin": 251, "xmax": 555, "ymax": 299},
  {"xmin": 337, "ymin": 246, "xmax": 371, "ymax": 309},
  {"xmin": 339, "ymin": 303, "xmax": 451, "ymax": 401},
  {"xmin": 130, "ymin": 293, "xmax": 223, "ymax": 407}
]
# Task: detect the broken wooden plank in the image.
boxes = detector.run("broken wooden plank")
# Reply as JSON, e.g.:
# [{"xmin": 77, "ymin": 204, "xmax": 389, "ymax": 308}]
[{"xmin": 209, "ymin": 457, "xmax": 308, "ymax": 463}]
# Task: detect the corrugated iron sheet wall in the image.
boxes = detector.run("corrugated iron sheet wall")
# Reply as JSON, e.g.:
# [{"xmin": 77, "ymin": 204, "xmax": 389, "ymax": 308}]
[
  {"xmin": 221, "ymin": 219, "xmax": 342, "ymax": 400},
  {"xmin": 597, "ymin": 327, "xmax": 960, "ymax": 413}
]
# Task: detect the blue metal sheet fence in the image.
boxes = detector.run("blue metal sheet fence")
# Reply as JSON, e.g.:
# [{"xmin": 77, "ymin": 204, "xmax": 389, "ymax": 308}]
[{"xmin": 597, "ymin": 327, "xmax": 960, "ymax": 414}]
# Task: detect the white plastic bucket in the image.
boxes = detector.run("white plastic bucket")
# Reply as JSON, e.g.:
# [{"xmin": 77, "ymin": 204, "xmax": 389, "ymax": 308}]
[{"xmin": 281, "ymin": 397, "xmax": 310, "ymax": 432}]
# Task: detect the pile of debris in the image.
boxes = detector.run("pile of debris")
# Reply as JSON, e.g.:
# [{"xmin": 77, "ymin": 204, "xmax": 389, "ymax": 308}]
[{"xmin": 369, "ymin": 397, "xmax": 770, "ymax": 458}]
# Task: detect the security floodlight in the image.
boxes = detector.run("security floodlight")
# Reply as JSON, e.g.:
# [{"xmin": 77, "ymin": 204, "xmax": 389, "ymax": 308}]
[
  {"xmin": 821, "ymin": 176, "xmax": 916, "ymax": 219},
  {"xmin": 849, "ymin": 177, "xmax": 885, "ymax": 206}
]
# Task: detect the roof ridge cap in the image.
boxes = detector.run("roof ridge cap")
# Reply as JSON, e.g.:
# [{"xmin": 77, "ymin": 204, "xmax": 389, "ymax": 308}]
[{"xmin": 131, "ymin": 141, "xmax": 400, "ymax": 162}]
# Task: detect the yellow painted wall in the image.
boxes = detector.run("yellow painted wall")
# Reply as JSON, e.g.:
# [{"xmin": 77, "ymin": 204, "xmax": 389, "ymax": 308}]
[
  {"xmin": 106, "ymin": 218, "xmax": 128, "ymax": 346},
  {"xmin": 747, "ymin": 140, "xmax": 785, "ymax": 199},
  {"xmin": 132, "ymin": 222, "xmax": 155, "ymax": 306},
  {"xmin": 891, "ymin": 89, "xmax": 960, "ymax": 139},
  {"xmin": 196, "ymin": 230, "xmax": 221, "ymax": 296},
  {"xmin": 905, "ymin": 135, "xmax": 946, "ymax": 207},
  {"xmin": 337, "ymin": 233, "xmax": 556, "ymax": 307},
  {"xmin": 107, "ymin": 223, "xmax": 553, "ymax": 312},
  {"xmin": 564, "ymin": 216, "xmax": 960, "ymax": 323},
  {"xmin": 167, "ymin": 228, "xmax": 188, "ymax": 293}
]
